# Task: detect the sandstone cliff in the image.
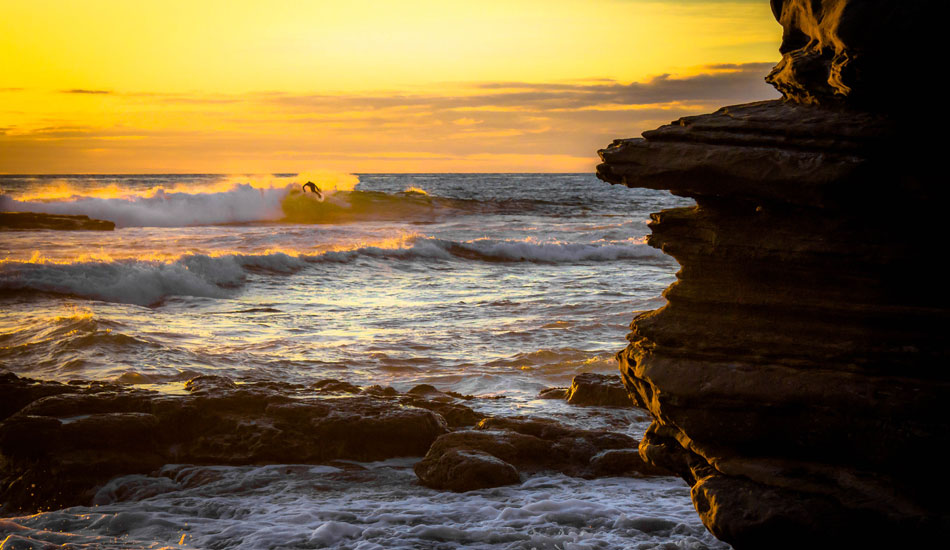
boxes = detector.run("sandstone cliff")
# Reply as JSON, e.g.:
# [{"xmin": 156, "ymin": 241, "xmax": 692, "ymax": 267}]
[{"xmin": 597, "ymin": 1, "xmax": 947, "ymax": 547}]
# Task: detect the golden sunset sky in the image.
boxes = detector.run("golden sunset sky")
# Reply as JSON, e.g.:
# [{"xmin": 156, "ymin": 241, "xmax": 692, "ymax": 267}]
[{"xmin": 1, "ymin": 0, "xmax": 780, "ymax": 173}]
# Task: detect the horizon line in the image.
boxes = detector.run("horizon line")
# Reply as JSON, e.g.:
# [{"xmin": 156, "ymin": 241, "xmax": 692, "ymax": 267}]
[{"xmin": 0, "ymin": 171, "xmax": 599, "ymax": 177}]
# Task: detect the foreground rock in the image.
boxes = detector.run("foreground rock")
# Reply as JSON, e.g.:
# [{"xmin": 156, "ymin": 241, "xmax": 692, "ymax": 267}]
[
  {"xmin": 414, "ymin": 416, "xmax": 670, "ymax": 491},
  {"xmin": 0, "ymin": 373, "xmax": 451, "ymax": 512},
  {"xmin": 0, "ymin": 212, "xmax": 115, "ymax": 231},
  {"xmin": 597, "ymin": 1, "xmax": 947, "ymax": 547}
]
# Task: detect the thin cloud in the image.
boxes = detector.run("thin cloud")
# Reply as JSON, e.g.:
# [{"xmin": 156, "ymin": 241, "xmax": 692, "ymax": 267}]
[
  {"xmin": 263, "ymin": 62, "xmax": 776, "ymax": 112},
  {"xmin": 61, "ymin": 89, "xmax": 113, "ymax": 94},
  {"xmin": 3, "ymin": 63, "xmax": 780, "ymax": 172}
]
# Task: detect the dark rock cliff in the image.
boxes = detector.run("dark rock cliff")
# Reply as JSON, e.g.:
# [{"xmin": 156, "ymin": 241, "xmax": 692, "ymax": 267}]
[{"xmin": 597, "ymin": 1, "xmax": 947, "ymax": 548}]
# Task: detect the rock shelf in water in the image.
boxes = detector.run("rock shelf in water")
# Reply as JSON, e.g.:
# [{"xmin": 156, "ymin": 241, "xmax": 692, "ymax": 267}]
[
  {"xmin": 0, "ymin": 212, "xmax": 115, "ymax": 231},
  {"xmin": 597, "ymin": 1, "xmax": 946, "ymax": 548},
  {"xmin": 0, "ymin": 372, "xmax": 668, "ymax": 513}
]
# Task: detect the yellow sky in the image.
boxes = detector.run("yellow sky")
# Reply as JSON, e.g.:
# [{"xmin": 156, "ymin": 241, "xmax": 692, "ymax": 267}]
[{"xmin": 1, "ymin": 0, "xmax": 780, "ymax": 173}]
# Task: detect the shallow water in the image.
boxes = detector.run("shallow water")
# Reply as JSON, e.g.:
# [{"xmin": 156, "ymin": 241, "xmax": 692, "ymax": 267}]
[{"xmin": 0, "ymin": 174, "xmax": 724, "ymax": 549}]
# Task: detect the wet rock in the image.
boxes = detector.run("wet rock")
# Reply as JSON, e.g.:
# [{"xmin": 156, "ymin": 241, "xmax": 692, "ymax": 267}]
[
  {"xmin": 407, "ymin": 384, "xmax": 475, "ymax": 400},
  {"xmin": 0, "ymin": 212, "xmax": 115, "ymax": 231},
  {"xmin": 401, "ymin": 397, "xmax": 483, "ymax": 428},
  {"xmin": 537, "ymin": 387, "xmax": 568, "ymax": 399},
  {"xmin": 564, "ymin": 373, "xmax": 634, "ymax": 407},
  {"xmin": 361, "ymin": 385, "xmax": 399, "ymax": 397},
  {"xmin": 413, "ymin": 448, "xmax": 520, "ymax": 492},
  {"xmin": 0, "ymin": 372, "xmax": 76, "ymax": 422},
  {"xmin": 0, "ymin": 373, "xmax": 448, "ymax": 513},
  {"xmin": 407, "ymin": 384, "xmax": 440, "ymax": 396},
  {"xmin": 415, "ymin": 415, "xmax": 664, "ymax": 491},
  {"xmin": 311, "ymin": 379, "xmax": 362, "ymax": 394},
  {"xmin": 399, "ymin": 385, "xmax": 483, "ymax": 427},
  {"xmin": 588, "ymin": 449, "xmax": 670, "ymax": 478}
]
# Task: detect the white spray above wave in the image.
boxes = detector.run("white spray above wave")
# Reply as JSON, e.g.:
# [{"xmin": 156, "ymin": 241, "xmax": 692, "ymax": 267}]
[
  {"xmin": 1, "ymin": 238, "xmax": 665, "ymax": 305},
  {"xmin": 0, "ymin": 172, "xmax": 360, "ymax": 228}
]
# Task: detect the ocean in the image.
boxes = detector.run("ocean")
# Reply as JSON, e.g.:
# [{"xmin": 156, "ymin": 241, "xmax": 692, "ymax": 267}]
[{"xmin": 0, "ymin": 173, "xmax": 727, "ymax": 549}]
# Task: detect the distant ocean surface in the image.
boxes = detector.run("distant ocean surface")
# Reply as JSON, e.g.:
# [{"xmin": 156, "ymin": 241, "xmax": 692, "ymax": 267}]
[{"xmin": 0, "ymin": 174, "xmax": 727, "ymax": 549}]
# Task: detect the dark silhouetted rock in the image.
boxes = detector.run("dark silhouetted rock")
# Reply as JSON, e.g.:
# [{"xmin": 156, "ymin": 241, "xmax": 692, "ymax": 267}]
[
  {"xmin": 0, "ymin": 212, "xmax": 115, "ymax": 231},
  {"xmin": 595, "ymin": 2, "xmax": 947, "ymax": 547},
  {"xmin": 564, "ymin": 373, "xmax": 634, "ymax": 407},
  {"xmin": 765, "ymin": 0, "xmax": 937, "ymax": 110}
]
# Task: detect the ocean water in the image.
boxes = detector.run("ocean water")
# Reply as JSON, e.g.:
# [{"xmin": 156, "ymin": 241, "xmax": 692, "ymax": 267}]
[{"xmin": 0, "ymin": 174, "xmax": 725, "ymax": 549}]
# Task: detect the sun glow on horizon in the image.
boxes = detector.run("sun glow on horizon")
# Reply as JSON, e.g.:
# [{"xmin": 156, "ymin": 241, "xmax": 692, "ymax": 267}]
[{"xmin": 1, "ymin": 0, "xmax": 780, "ymax": 173}]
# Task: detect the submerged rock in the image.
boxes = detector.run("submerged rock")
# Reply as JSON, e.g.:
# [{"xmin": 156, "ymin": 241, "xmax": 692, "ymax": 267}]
[
  {"xmin": 0, "ymin": 373, "xmax": 449, "ymax": 512},
  {"xmin": 597, "ymin": 1, "xmax": 947, "ymax": 547},
  {"xmin": 0, "ymin": 212, "xmax": 115, "ymax": 231}
]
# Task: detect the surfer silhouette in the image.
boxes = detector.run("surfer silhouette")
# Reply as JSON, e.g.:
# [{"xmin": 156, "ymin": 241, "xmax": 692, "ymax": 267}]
[{"xmin": 302, "ymin": 181, "xmax": 323, "ymax": 199}]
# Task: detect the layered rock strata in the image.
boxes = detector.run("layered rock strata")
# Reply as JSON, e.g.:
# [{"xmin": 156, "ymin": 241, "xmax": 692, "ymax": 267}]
[{"xmin": 596, "ymin": 1, "xmax": 947, "ymax": 547}]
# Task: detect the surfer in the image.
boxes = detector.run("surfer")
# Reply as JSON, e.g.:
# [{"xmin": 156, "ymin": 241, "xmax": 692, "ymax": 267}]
[{"xmin": 302, "ymin": 181, "xmax": 323, "ymax": 200}]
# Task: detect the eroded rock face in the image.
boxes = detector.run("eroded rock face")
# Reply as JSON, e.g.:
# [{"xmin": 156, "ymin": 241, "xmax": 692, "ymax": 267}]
[
  {"xmin": 595, "ymin": 4, "xmax": 948, "ymax": 544},
  {"xmin": 765, "ymin": 0, "xmax": 937, "ymax": 109}
]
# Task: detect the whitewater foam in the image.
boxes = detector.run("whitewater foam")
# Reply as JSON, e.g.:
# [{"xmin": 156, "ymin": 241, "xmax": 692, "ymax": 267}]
[
  {"xmin": 1, "ymin": 462, "xmax": 727, "ymax": 550},
  {"xmin": 0, "ymin": 172, "xmax": 363, "ymax": 228},
  {"xmin": 0, "ymin": 184, "xmax": 289, "ymax": 228},
  {"xmin": 1, "ymin": 238, "xmax": 665, "ymax": 305}
]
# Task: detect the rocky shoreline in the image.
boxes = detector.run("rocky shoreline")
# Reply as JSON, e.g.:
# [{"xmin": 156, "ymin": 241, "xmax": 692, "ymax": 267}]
[{"xmin": 0, "ymin": 371, "xmax": 667, "ymax": 514}]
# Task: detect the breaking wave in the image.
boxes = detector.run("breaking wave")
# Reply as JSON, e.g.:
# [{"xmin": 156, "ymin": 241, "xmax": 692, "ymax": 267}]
[
  {"xmin": 0, "ymin": 173, "xmax": 525, "ymax": 228},
  {"xmin": 0, "ymin": 184, "xmax": 288, "ymax": 227},
  {"xmin": 0, "ymin": 238, "xmax": 666, "ymax": 306}
]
